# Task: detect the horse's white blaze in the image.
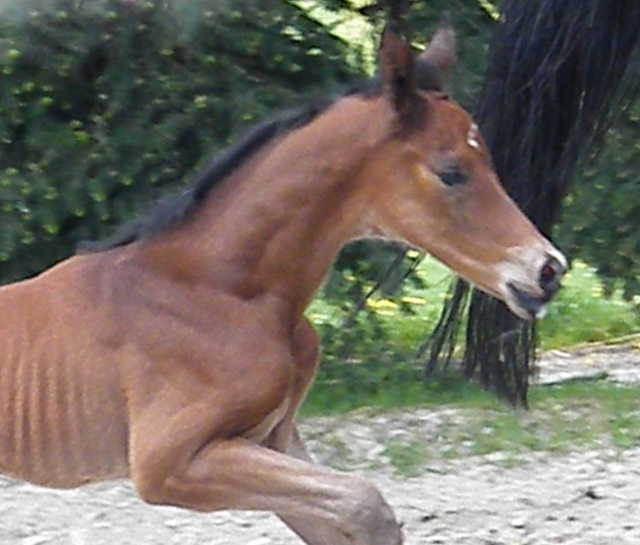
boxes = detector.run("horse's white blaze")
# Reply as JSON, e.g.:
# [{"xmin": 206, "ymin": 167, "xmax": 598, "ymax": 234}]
[{"xmin": 467, "ymin": 122, "xmax": 481, "ymax": 150}]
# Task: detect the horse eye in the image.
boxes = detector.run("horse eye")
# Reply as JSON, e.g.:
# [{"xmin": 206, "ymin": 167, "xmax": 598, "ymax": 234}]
[{"xmin": 438, "ymin": 168, "xmax": 467, "ymax": 187}]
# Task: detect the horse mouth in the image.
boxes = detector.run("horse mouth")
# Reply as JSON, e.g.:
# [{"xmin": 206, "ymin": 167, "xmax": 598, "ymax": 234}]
[{"xmin": 505, "ymin": 282, "xmax": 552, "ymax": 320}]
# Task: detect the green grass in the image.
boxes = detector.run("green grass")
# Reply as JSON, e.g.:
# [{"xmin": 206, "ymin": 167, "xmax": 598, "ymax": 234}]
[
  {"xmin": 532, "ymin": 381, "xmax": 640, "ymax": 449},
  {"xmin": 538, "ymin": 261, "xmax": 640, "ymax": 349},
  {"xmin": 305, "ymin": 381, "xmax": 640, "ymax": 474},
  {"xmin": 304, "ymin": 257, "xmax": 640, "ymax": 414},
  {"xmin": 459, "ymin": 381, "xmax": 640, "ymax": 457},
  {"xmin": 302, "ymin": 258, "xmax": 640, "ymax": 467},
  {"xmin": 382, "ymin": 438, "xmax": 430, "ymax": 477},
  {"xmin": 309, "ymin": 257, "xmax": 640, "ymax": 357},
  {"xmin": 390, "ymin": 257, "xmax": 640, "ymax": 351},
  {"xmin": 301, "ymin": 370, "xmax": 504, "ymax": 417}
]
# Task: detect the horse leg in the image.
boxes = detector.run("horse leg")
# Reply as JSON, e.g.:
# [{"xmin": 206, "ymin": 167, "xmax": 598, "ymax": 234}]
[
  {"xmin": 275, "ymin": 427, "xmax": 366, "ymax": 544},
  {"xmin": 267, "ymin": 320, "xmax": 402, "ymax": 545},
  {"xmin": 133, "ymin": 433, "xmax": 401, "ymax": 545},
  {"xmin": 128, "ymin": 320, "xmax": 402, "ymax": 544}
]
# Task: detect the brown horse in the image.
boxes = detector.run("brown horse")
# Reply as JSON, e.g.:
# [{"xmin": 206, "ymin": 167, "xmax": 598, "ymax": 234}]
[{"xmin": 0, "ymin": 23, "xmax": 566, "ymax": 545}]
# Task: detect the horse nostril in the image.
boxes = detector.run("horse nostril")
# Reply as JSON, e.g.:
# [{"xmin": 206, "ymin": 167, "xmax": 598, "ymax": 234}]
[
  {"xmin": 540, "ymin": 262, "xmax": 556, "ymax": 284},
  {"xmin": 538, "ymin": 255, "xmax": 565, "ymax": 295}
]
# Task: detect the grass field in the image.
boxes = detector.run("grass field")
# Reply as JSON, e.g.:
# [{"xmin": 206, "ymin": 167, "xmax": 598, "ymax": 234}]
[
  {"xmin": 309, "ymin": 255, "xmax": 640, "ymax": 356},
  {"xmin": 301, "ymin": 257, "xmax": 640, "ymax": 460},
  {"xmin": 301, "ymin": 379, "xmax": 640, "ymax": 475}
]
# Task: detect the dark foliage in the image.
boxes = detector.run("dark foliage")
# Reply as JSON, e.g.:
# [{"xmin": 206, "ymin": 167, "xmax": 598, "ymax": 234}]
[
  {"xmin": 558, "ymin": 78, "xmax": 640, "ymax": 299},
  {"xmin": 0, "ymin": 0, "xmax": 356, "ymax": 282},
  {"xmin": 78, "ymin": 99, "xmax": 334, "ymax": 252}
]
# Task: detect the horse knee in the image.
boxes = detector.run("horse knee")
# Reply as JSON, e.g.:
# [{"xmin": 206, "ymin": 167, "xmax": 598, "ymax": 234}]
[
  {"xmin": 132, "ymin": 463, "xmax": 172, "ymax": 507},
  {"xmin": 344, "ymin": 480, "xmax": 403, "ymax": 545},
  {"xmin": 134, "ymin": 476, "xmax": 165, "ymax": 506},
  {"xmin": 132, "ymin": 461, "xmax": 190, "ymax": 509}
]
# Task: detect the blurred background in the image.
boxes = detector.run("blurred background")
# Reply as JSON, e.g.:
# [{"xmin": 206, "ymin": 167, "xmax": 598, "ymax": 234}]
[{"xmin": 1, "ymin": 0, "xmax": 640, "ymax": 411}]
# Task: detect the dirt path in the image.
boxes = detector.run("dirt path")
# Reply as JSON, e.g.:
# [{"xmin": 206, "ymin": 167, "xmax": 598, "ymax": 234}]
[{"xmin": 1, "ymin": 344, "xmax": 639, "ymax": 545}]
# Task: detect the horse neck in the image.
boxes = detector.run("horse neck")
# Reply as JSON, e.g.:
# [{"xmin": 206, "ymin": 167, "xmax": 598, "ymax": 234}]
[{"xmin": 142, "ymin": 96, "xmax": 389, "ymax": 323}]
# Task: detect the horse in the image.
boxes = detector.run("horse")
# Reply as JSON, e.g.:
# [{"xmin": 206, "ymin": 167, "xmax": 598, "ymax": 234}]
[{"xmin": 0, "ymin": 22, "xmax": 566, "ymax": 545}]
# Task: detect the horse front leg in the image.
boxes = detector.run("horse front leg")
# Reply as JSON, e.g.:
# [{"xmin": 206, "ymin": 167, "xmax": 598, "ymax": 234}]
[
  {"xmin": 266, "ymin": 319, "xmax": 403, "ymax": 545},
  {"xmin": 274, "ymin": 426, "xmax": 382, "ymax": 545},
  {"xmin": 134, "ymin": 435, "xmax": 402, "ymax": 545},
  {"xmin": 127, "ymin": 317, "xmax": 402, "ymax": 545}
]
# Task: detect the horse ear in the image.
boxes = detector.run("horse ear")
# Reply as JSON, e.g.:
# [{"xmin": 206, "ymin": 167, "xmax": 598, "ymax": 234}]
[
  {"xmin": 418, "ymin": 13, "xmax": 457, "ymax": 84},
  {"xmin": 378, "ymin": 26, "xmax": 417, "ymax": 117}
]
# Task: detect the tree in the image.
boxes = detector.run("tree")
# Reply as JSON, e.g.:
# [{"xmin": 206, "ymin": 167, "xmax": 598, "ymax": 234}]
[
  {"xmin": 0, "ymin": 0, "xmax": 356, "ymax": 282},
  {"xmin": 558, "ymin": 97, "xmax": 640, "ymax": 300}
]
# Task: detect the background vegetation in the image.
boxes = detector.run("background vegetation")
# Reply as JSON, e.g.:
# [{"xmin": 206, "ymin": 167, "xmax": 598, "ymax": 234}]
[
  {"xmin": 1, "ymin": 0, "xmax": 639, "ymax": 412},
  {"xmin": 0, "ymin": 0, "xmax": 356, "ymax": 280}
]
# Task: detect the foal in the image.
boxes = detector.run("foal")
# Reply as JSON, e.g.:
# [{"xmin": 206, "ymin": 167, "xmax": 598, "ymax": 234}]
[{"xmin": 0, "ymin": 23, "xmax": 566, "ymax": 544}]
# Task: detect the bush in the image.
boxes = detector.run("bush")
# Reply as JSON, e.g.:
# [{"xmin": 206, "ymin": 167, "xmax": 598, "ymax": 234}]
[{"xmin": 0, "ymin": 0, "xmax": 356, "ymax": 282}]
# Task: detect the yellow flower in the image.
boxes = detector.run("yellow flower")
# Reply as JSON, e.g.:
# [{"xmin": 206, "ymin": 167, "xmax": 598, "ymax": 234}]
[
  {"xmin": 366, "ymin": 299, "xmax": 400, "ymax": 314},
  {"xmin": 401, "ymin": 296, "xmax": 427, "ymax": 305}
]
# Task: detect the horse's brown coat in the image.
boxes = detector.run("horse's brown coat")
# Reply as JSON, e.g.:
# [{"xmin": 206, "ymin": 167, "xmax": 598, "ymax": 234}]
[{"xmin": 0, "ymin": 24, "xmax": 565, "ymax": 545}]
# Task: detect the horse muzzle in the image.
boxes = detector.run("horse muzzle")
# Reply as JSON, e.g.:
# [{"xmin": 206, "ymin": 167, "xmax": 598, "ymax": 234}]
[{"xmin": 500, "ymin": 248, "xmax": 568, "ymax": 320}]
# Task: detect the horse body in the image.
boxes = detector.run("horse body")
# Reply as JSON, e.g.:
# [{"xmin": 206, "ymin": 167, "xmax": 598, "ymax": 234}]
[
  {"xmin": 0, "ymin": 92, "xmax": 387, "ymax": 488},
  {"xmin": 0, "ymin": 256, "xmax": 129, "ymax": 487},
  {"xmin": 0, "ymin": 24, "xmax": 567, "ymax": 545}
]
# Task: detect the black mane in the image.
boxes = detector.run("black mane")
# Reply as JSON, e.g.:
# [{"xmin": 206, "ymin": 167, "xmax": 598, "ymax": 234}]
[
  {"xmin": 77, "ymin": 99, "xmax": 335, "ymax": 253},
  {"xmin": 79, "ymin": 65, "xmax": 441, "ymax": 254}
]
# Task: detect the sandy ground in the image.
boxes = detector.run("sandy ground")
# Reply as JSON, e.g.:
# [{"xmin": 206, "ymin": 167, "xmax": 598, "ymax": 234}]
[{"xmin": 1, "ymin": 344, "xmax": 639, "ymax": 545}]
